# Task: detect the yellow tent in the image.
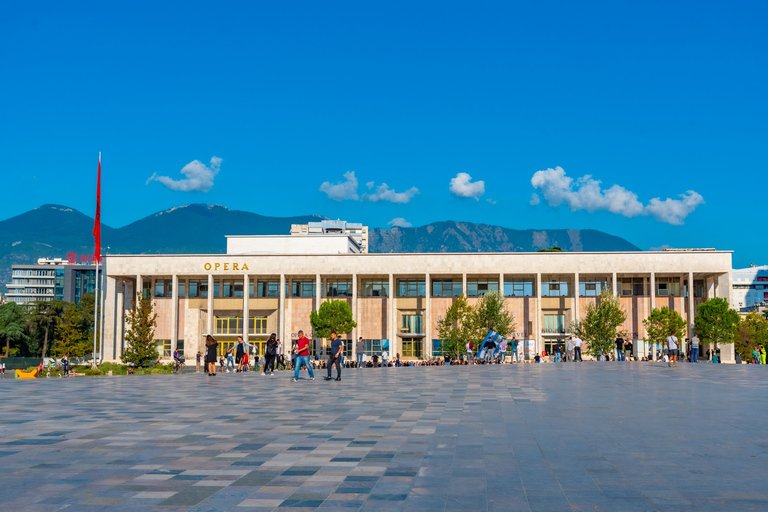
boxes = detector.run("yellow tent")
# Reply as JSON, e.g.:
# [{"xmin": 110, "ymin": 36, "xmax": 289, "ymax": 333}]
[{"xmin": 15, "ymin": 369, "xmax": 38, "ymax": 379}]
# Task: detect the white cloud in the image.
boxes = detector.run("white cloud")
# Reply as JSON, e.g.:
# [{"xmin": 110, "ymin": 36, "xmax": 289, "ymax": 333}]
[
  {"xmin": 146, "ymin": 156, "xmax": 222, "ymax": 192},
  {"xmin": 449, "ymin": 172, "xmax": 485, "ymax": 200},
  {"xmin": 387, "ymin": 217, "xmax": 412, "ymax": 228},
  {"xmin": 363, "ymin": 183, "xmax": 419, "ymax": 204},
  {"xmin": 486, "ymin": 198, "xmax": 498, "ymax": 205},
  {"xmin": 530, "ymin": 193, "xmax": 540, "ymax": 206},
  {"xmin": 366, "ymin": 181, "xmax": 375, "ymax": 189},
  {"xmin": 530, "ymin": 166, "xmax": 704, "ymax": 225},
  {"xmin": 319, "ymin": 171, "xmax": 360, "ymax": 201},
  {"xmin": 644, "ymin": 191, "xmax": 705, "ymax": 225}
]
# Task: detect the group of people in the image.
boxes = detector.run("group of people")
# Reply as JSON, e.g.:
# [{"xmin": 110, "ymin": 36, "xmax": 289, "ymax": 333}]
[{"xmin": 752, "ymin": 344, "xmax": 767, "ymax": 365}]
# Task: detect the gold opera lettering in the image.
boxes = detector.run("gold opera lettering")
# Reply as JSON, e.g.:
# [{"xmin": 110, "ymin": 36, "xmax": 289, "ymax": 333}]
[{"xmin": 203, "ymin": 262, "xmax": 249, "ymax": 271}]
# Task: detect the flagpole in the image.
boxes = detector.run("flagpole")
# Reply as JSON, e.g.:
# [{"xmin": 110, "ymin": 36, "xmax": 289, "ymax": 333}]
[{"xmin": 92, "ymin": 152, "xmax": 101, "ymax": 369}]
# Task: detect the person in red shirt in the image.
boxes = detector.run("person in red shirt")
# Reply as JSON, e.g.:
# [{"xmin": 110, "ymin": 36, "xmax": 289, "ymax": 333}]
[{"xmin": 291, "ymin": 330, "xmax": 315, "ymax": 382}]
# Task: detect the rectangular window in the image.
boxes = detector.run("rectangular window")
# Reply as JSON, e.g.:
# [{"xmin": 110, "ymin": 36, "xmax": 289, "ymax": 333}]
[
  {"xmin": 656, "ymin": 277, "xmax": 681, "ymax": 297},
  {"xmin": 290, "ymin": 280, "xmax": 316, "ymax": 297},
  {"xmin": 620, "ymin": 278, "xmax": 645, "ymax": 296},
  {"xmin": 364, "ymin": 339, "xmax": 384, "ymax": 355},
  {"xmin": 214, "ymin": 280, "xmax": 220, "ymax": 298},
  {"xmin": 177, "ymin": 280, "xmax": 186, "ymax": 298},
  {"xmin": 188, "ymin": 280, "xmax": 208, "ymax": 298},
  {"xmin": 432, "ymin": 339, "xmax": 444, "ymax": 357},
  {"xmin": 216, "ymin": 316, "xmax": 243, "ymax": 335},
  {"xmin": 142, "ymin": 280, "xmax": 152, "ymax": 299},
  {"xmin": 155, "ymin": 339, "xmax": 171, "ymax": 357},
  {"xmin": 542, "ymin": 279, "xmax": 570, "ymax": 297},
  {"xmin": 397, "ymin": 279, "xmax": 425, "ymax": 297},
  {"xmin": 467, "ymin": 278, "xmax": 499, "ymax": 297},
  {"xmin": 362, "ymin": 279, "xmax": 389, "ymax": 297},
  {"xmin": 504, "ymin": 278, "xmax": 534, "ymax": 297},
  {"xmin": 251, "ymin": 317, "xmax": 267, "ymax": 335},
  {"xmin": 176, "ymin": 340, "xmax": 184, "ymax": 355},
  {"xmin": 543, "ymin": 314, "xmax": 566, "ymax": 334},
  {"xmin": 432, "ymin": 279, "xmax": 462, "ymax": 297},
  {"xmin": 401, "ymin": 314, "xmax": 423, "ymax": 334},
  {"xmin": 258, "ymin": 280, "xmax": 280, "ymax": 297},
  {"xmin": 154, "ymin": 279, "xmax": 172, "ymax": 298},
  {"xmin": 326, "ymin": 279, "xmax": 352, "ymax": 297},
  {"xmin": 401, "ymin": 338, "xmax": 423, "ymax": 358},
  {"xmin": 579, "ymin": 278, "xmax": 608, "ymax": 297}
]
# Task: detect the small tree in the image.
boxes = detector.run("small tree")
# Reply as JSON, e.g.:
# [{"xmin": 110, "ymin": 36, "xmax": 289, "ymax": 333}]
[
  {"xmin": 0, "ymin": 302, "xmax": 28, "ymax": 357},
  {"xmin": 736, "ymin": 312, "xmax": 768, "ymax": 361},
  {"xmin": 28, "ymin": 300, "xmax": 67, "ymax": 358},
  {"xmin": 643, "ymin": 306, "xmax": 686, "ymax": 357},
  {"xmin": 537, "ymin": 246, "xmax": 563, "ymax": 252},
  {"xmin": 694, "ymin": 298, "xmax": 739, "ymax": 355},
  {"xmin": 573, "ymin": 290, "xmax": 627, "ymax": 358},
  {"xmin": 310, "ymin": 300, "xmax": 357, "ymax": 339},
  {"xmin": 473, "ymin": 290, "xmax": 515, "ymax": 339},
  {"xmin": 52, "ymin": 304, "xmax": 90, "ymax": 358},
  {"xmin": 122, "ymin": 293, "xmax": 159, "ymax": 367},
  {"xmin": 437, "ymin": 294, "xmax": 474, "ymax": 359}
]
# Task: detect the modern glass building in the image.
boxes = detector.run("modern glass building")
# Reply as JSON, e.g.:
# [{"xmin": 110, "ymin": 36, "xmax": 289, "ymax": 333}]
[{"xmin": 6, "ymin": 259, "xmax": 99, "ymax": 305}]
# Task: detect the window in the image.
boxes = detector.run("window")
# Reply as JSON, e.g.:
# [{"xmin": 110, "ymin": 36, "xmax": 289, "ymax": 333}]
[
  {"xmin": 542, "ymin": 279, "xmax": 570, "ymax": 297},
  {"xmin": 362, "ymin": 279, "xmax": 389, "ymax": 297},
  {"xmin": 693, "ymin": 279, "xmax": 704, "ymax": 298},
  {"xmin": 250, "ymin": 317, "xmax": 268, "ymax": 335},
  {"xmin": 177, "ymin": 280, "xmax": 186, "ymax": 298},
  {"xmin": 257, "ymin": 280, "xmax": 280, "ymax": 297},
  {"xmin": 432, "ymin": 279, "xmax": 462, "ymax": 297},
  {"xmin": 154, "ymin": 279, "xmax": 172, "ymax": 298},
  {"xmin": 217, "ymin": 340, "xmax": 236, "ymax": 358},
  {"xmin": 543, "ymin": 314, "xmax": 566, "ymax": 334},
  {"xmin": 620, "ymin": 278, "xmax": 645, "ymax": 296},
  {"xmin": 432, "ymin": 339, "xmax": 445, "ymax": 357},
  {"xmin": 142, "ymin": 280, "xmax": 152, "ymax": 299},
  {"xmin": 579, "ymin": 278, "xmax": 608, "ymax": 297},
  {"xmin": 221, "ymin": 279, "xmax": 244, "ymax": 298},
  {"xmin": 401, "ymin": 338, "xmax": 423, "ymax": 358},
  {"xmin": 55, "ymin": 269, "xmax": 65, "ymax": 301},
  {"xmin": 467, "ymin": 278, "xmax": 499, "ymax": 297},
  {"xmin": 504, "ymin": 278, "xmax": 534, "ymax": 297},
  {"xmin": 155, "ymin": 339, "xmax": 171, "ymax": 357},
  {"xmin": 214, "ymin": 280, "xmax": 220, "ymax": 298},
  {"xmin": 216, "ymin": 316, "xmax": 243, "ymax": 335},
  {"xmin": 290, "ymin": 280, "xmax": 316, "ymax": 297},
  {"xmin": 397, "ymin": 279, "xmax": 425, "ymax": 297},
  {"xmin": 656, "ymin": 277, "xmax": 680, "ymax": 297},
  {"xmin": 176, "ymin": 340, "xmax": 184, "ymax": 355},
  {"xmin": 326, "ymin": 279, "xmax": 352, "ymax": 297},
  {"xmin": 188, "ymin": 280, "xmax": 208, "ymax": 298},
  {"xmin": 401, "ymin": 314, "xmax": 423, "ymax": 334},
  {"xmin": 364, "ymin": 339, "xmax": 384, "ymax": 355}
]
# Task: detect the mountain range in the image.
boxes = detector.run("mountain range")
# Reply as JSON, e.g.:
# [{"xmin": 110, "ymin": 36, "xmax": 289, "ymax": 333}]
[{"xmin": 0, "ymin": 204, "xmax": 640, "ymax": 285}]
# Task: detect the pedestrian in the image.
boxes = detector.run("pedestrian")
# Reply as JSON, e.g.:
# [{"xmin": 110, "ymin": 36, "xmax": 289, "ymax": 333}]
[
  {"xmin": 762, "ymin": 344, "xmax": 767, "ymax": 365},
  {"xmin": 62, "ymin": 355, "xmax": 69, "ymax": 377},
  {"xmin": 381, "ymin": 348, "xmax": 388, "ymax": 368},
  {"xmin": 46, "ymin": 360, "xmax": 52, "ymax": 378},
  {"xmin": 511, "ymin": 337, "xmax": 520, "ymax": 363},
  {"xmin": 276, "ymin": 339, "xmax": 287, "ymax": 370},
  {"xmin": 466, "ymin": 341, "xmax": 474, "ymax": 363},
  {"xmin": 499, "ymin": 338, "xmax": 507, "ymax": 363},
  {"xmin": 205, "ymin": 335, "xmax": 218, "ymax": 376},
  {"xmin": 666, "ymin": 332, "xmax": 679, "ymax": 368},
  {"xmin": 324, "ymin": 331, "xmax": 343, "ymax": 381},
  {"xmin": 625, "ymin": 339, "xmax": 633, "ymax": 360},
  {"xmin": 372, "ymin": 352, "xmax": 379, "ymax": 367},
  {"xmin": 196, "ymin": 351, "xmax": 202, "ymax": 373},
  {"xmin": 565, "ymin": 337, "xmax": 574, "ymax": 362},
  {"xmin": 263, "ymin": 333, "xmax": 278, "ymax": 376},
  {"xmin": 235, "ymin": 336, "xmax": 246, "ymax": 372},
  {"xmin": 226, "ymin": 346, "xmax": 235, "ymax": 372},
  {"xmin": 291, "ymin": 330, "xmax": 315, "ymax": 381},
  {"xmin": 572, "ymin": 337, "xmax": 583, "ymax": 361},
  {"xmin": 356, "ymin": 337, "xmax": 365, "ymax": 368},
  {"xmin": 615, "ymin": 335, "xmax": 625, "ymax": 361},
  {"xmin": 395, "ymin": 353, "xmax": 401, "ymax": 367},
  {"xmin": 554, "ymin": 341, "xmax": 563, "ymax": 363}
]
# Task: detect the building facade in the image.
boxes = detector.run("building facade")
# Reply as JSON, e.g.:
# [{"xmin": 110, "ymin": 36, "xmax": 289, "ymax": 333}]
[
  {"xmin": 6, "ymin": 259, "xmax": 99, "ymax": 305},
  {"xmin": 732, "ymin": 264, "xmax": 768, "ymax": 312},
  {"xmin": 100, "ymin": 249, "xmax": 734, "ymax": 362},
  {"xmin": 291, "ymin": 220, "xmax": 368, "ymax": 253}
]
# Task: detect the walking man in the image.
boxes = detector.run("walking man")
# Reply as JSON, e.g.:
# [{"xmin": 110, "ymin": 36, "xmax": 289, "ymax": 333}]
[
  {"xmin": 615, "ymin": 335, "xmax": 625, "ymax": 362},
  {"xmin": 291, "ymin": 330, "xmax": 315, "ymax": 381},
  {"xmin": 554, "ymin": 341, "xmax": 563, "ymax": 363},
  {"xmin": 325, "ymin": 332, "xmax": 343, "ymax": 381},
  {"xmin": 510, "ymin": 337, "xmax": 519, "ymax": 363},
  {"xmin": 466, "ymin": 341, "xmax": 474, "ymax": 363},
  {"xmin": 499, "ymin": 338, "xmax": 507, "ymax": 363},
  {"xmin": 356, "ymin": 337, "xmax": 365, "ymax": 368},
  {"xmin": 691, "ymin": 333, "xmax": 700, "ymax": 363},
  {"xmin": 572, "ymin": 336, "xmax": 583, "ymax": 362},
  {"xmin": 565, "ymin": 337, "xmax": 574, "ymax": 362},
  {"xmin": 381, "ymin": 348, "xmax": 388, "ymax": 368},
  {"xmin": 666, "ymin": 332, "xmax": 679, "ymax": 368}
]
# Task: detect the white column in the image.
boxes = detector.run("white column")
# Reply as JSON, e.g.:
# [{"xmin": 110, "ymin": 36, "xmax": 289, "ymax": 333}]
[
  {"xmin": 279, "ymin": 274, "xmax": 286, "ymax": 349},
  {"xmin": 351, "ymin": 274, "xmax": 358, "ymax": 357},
  {"xmin": 650, "ymin": 272, "xmax": 656, "ymax": 310},
  {"xmin": 425, "ymin": 272, "xmax": 431, "ymax": 360},
  {"xmin": 315, "ymin": 274, "xmax": 322, "ymax": 355},
  {"xmin": 171, "ymin": 274, "xmax": 179, "ymax": 353},
  {"xmin": 535, "ymin": 272, "xmax": 541, "ymax": 357},
  {"xmin": 462, "ymin": 273, "xmax": 467, "ymax": 296},
  {"xmin": 122, "ymin": 280, "xmax": 134, "ymax": 355},
  {"xmin": 136, "ymin": 275, "xmax": 143, "ymax": 302},
  {"xmin": 207, "ymin": 274, "xmax": 214, "ymax": 337},
  {"xmin": 574, "ymin": 272, "xmax": 580, "ymax": 323},
  {"xmin": 102, "ymin": 276, "xmax": 117, "ymax": 362},
  {"xmin": 716, "ymin": 272, "xmax": 735, "ymax": 363},
  {"xmin": 243, "ymin": 274, "xmax": 250, "ymax": 344},
  {"xmin": 499, "ymin": 273, "xmax": 504, "ymax": 296},
  {"xmin": 115, "ymin": 279, "xmax": 125, "ymax": 361},
  {"xmin": 687, "ymin": 271, "xmax": 694, "ymax": 340},
  {"xmin": 612, "ymin": 272, "xmax": 617, "ymax": 296},
  {"xmin": 388, "ymin": 273, "xmax": 395, "ymax": 358}
]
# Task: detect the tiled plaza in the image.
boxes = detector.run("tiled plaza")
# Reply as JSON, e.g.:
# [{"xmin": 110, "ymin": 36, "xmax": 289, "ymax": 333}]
[{"xmin": 1, "ymin": 362, "xmax": 767, "ymax": 512}]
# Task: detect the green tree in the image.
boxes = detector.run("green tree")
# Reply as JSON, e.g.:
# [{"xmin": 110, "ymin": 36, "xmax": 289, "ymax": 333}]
[
  {"xmin": 436, "ymin": 294, "xmax": 475, "ymax": 359},
  {"xmin": 643, "ymin": 306, "xmax": 686, "ymax": 356},
  {"xmin": 573, "ymin": 290, "xmax": 627, "ymax": 358},
  {"xmin": 75, "ymin": 293, "xmax": 99, "ymax": 352},
  {"xmin": 310, "ymin": 300, "xmax": 357, "ymax": 339},
  {"xmin": 0, "ymin": 302, "xmax": 29, "ymax": 357},
  {"xmin": 537, "ymin": 246, "xmax": 563, "ymax": 252},
  {"xmin": 122, "ymin": 293, "xmax": 159, "ymax": 367},
  {"xmin": 27, "ymin": 300, "xmax": 67, "ymax": 358},
  {"xmin": 52, "ymin": 304, "xmax": 90, "ymax": 358},
  {"xmin": 473, "ymin": 290, "xmax": 515, "ymax": 338},
  {"xmin": 694, "ymin": 298, "xmax": 740, "ymax": 354},
  {"xmin": 736, "ymin": 312, "xmax": 768, "ymax": 360}
]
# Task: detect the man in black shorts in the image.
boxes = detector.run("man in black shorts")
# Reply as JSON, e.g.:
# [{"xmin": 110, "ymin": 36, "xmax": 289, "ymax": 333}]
[{"xmin": 666, "ymin": 333, "xmax": 679, "ymax": 368}]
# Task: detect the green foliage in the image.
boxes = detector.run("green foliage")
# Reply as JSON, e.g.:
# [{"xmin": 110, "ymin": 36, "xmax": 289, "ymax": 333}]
[
  {"xmin": 472, "ymin": 290, "xmax": 515, "ymax": 339},
  {"xmin": 573, "ymin": 290, "xmax": 627, "ymax": 358},
  {"xmin": 437, "ymin": 295, "xmax": 475, "ymax": 359},
  {"xmin": 122, "ymin": 293, "xmax": 159, "ymax": 367},
  {"xmin": 694, "ymin": 298, "xmax": 740, "ymax": 349},
  {"xmin": 0, "ymin": 302, "xmax": 29, "ymax": 357},
  {"xmin": 537, "ymin": 246, "xmax": 564, "ymax": 252},
  {"xmin": 52, "ymin": 304, "xmax": 90, "ymax": 358},
  {"xmin": 98, "ymin": 361, "xmax": 129, "ymax": 375},
  {"xmin": 27, "ymin": 300, "xmax": 67, "ymax": 358},
  {"xmin": 736, "ymin": 312, "xmax": 768, "ymax": 360},
  {"xmin": 643, "ymin": 306, "xmax": 687, "ymax": 348},
  {"xmin": 310, "ymin": 300, "xmax": 357, "ymax": 339}
]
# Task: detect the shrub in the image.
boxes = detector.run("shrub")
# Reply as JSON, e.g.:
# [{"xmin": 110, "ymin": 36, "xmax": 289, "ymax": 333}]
[{"xmin": 98, "ymin": 362, "xmax": 128, "ymax": 375}]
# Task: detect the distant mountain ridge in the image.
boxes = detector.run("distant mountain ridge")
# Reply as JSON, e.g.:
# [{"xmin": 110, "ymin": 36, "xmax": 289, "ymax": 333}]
[{"xmin": 0, "ymin": 204, "xmax": 640, "ymax": 285}]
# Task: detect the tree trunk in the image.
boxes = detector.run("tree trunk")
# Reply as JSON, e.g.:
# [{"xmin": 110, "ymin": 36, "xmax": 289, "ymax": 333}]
[
  {"xmin": 4, "ymin": 338, "xmax": 8, "ymax": 358},
  {"xmin": 42, "ymin": 325, "xmax": 49, "ymax": 359}
]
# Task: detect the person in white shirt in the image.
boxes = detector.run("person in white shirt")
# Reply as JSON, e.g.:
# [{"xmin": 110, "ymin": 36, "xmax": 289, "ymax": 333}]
[
  {"xmin": 466, "ymin": 341, "xmax": 474, "ymax": 363},
  {"xmin": 572, "ymin": 337, "xmax": 583, "ymax": 361},
  {"xmin": 666, "ymin": 334, "xmax": 679, "ymax": 368},
  {"xmin": 565, "ymin": 338, "xmax": 574, "ymax": 362},
  {"xmin": 381, "ymin": 349, "xmax": 388, "ymax": 368},
  {"xmin": 691, "ymin": 334, "xmax": 700, "ymax": 363}
]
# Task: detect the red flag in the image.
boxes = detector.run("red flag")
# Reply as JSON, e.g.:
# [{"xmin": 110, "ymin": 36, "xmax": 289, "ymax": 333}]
[{"xmin": 93, "ymin": 153, "xmax": 101, "ymax": 263}]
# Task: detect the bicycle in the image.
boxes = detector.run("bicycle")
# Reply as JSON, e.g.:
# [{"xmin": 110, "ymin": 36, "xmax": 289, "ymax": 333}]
[{"xmin": 172, "ymin": 359, "xmax": 186, "ymax": 374}]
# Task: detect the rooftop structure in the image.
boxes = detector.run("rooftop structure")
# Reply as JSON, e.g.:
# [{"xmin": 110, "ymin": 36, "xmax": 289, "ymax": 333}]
[{"xmin": 291, "ymin": 220, "xmax": 368, "ymax": 253}]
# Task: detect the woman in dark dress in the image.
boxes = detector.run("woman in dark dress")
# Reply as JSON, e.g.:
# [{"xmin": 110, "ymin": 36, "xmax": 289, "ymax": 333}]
[
  {"xmin": 205, "ymin": 335, "xmax": 218, "ymax": 376},
  {"xmin": 263, "ymin": 333, "xmax": 278, "ymax": 376}
]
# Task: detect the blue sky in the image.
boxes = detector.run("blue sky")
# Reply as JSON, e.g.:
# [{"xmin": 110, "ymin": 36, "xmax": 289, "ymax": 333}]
[{"xmin": 2, "ymin": 1, "xmax": 765, "ymax": 267}]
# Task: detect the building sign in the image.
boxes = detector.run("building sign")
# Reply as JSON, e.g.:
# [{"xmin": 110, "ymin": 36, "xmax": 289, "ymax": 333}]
[
  {"xmin": 67, "ymin": 252, "xmax": 100, "ymax": 264},
  {"xmin": 203, "ymin": 262, "xmax": 250, "ymax": 271}
]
